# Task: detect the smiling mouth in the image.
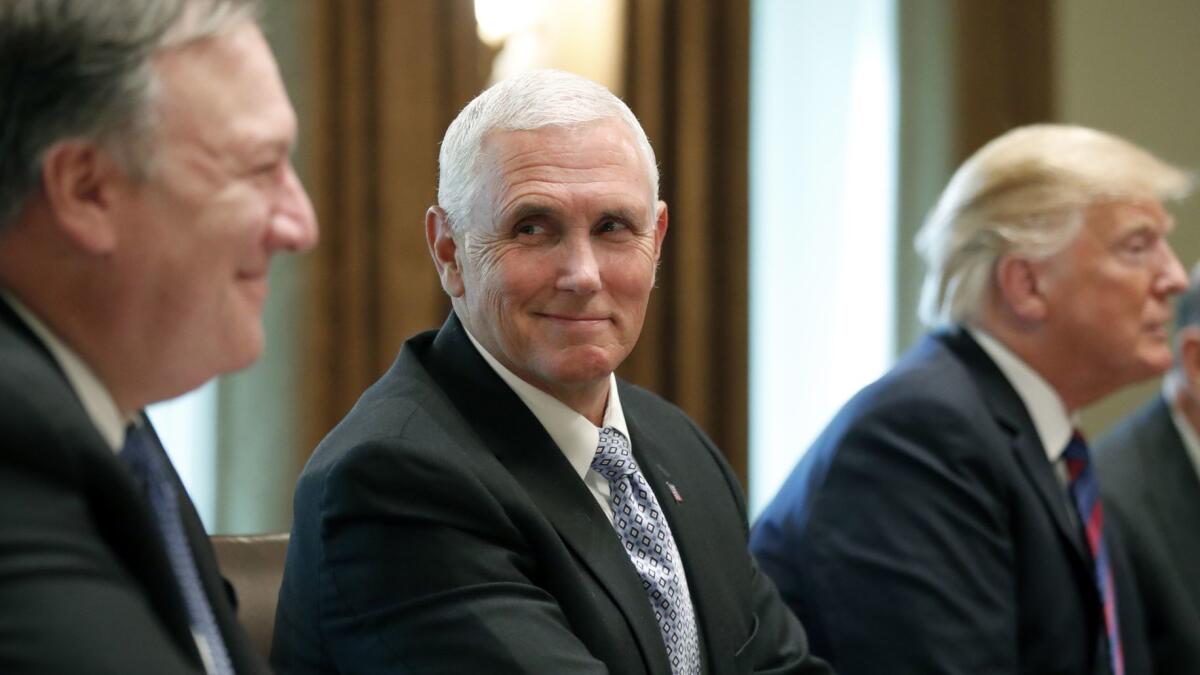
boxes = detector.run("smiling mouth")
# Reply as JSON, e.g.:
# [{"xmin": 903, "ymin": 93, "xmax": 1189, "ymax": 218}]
[
  {"xmin": 537, "ymin": 313, "xmax": 610, "ymax": 324},
  {"xmin": 237, "ymin": 269, "xmax": 269, "ymax": 282}
]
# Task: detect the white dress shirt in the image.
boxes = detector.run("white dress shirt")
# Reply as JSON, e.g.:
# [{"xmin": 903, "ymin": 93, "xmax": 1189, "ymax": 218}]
[
  {"xmin": 465, "ymin": 329, "xmax": 627, "ymax": 521},
  {"xmin": 3, "ymin": 291, "xmax": 125, "ymax": 452},
  {"xmin": 968, "ymin": 327, "xmax": 1077, "ymax": 475}
]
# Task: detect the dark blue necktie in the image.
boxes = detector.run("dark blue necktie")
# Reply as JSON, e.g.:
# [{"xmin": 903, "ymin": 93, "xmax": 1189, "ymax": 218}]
[
  {"xmin": 121, "ymin": 421, "xmax": 233, "ymax": 675},
  {"xmin": 1063, "ymin": 431, "xmax": 1124, "ymax": 675}
]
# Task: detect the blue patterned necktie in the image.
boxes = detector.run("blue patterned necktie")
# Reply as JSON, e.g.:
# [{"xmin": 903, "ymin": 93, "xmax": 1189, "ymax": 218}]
[
  {"xmin": 591, "ymin": 427, "xmax": 700, "ymax": 675},
  {"xmin": 1063, "ymin": 431, "xmax": 1124, "ymax": 675},
  {"xmin": 121, "ymin": 422, "xmax": 234, "ymax": 675}
]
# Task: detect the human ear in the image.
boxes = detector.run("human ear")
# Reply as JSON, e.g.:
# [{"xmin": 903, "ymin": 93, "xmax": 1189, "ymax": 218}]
[
  {"xmin": 995, "ymin": 254, "xmax": 1048, "ymax": 322},
  {"xmin": 426, "ymin": 206, "xmax": 464, "ymax": 297},
  {"xmin": 652, "ymin": 201, "xmax": 669, "ymax": 261},
  {"xmin": 1179, "ymin": 327, "xmax": 1200, "ymax": 389},
  {"xmin": 39, "ymin": 140, "xmax": 121, "ymax": 254}
]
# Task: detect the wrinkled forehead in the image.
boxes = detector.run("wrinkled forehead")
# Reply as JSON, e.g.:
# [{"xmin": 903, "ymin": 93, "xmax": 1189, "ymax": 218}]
[{"xmin": 475, "ymin": 120, "xmax": 654, "ymax": 203}]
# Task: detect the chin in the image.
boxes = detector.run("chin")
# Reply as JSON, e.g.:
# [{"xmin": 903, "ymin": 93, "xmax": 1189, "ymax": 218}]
[
  {"xmin": 545, "ymin": 350, "xmax": 621, "ymax": 385},
  {"xmin": 217, "ymin": 329, "xmax": 266, "ymax": 375}
]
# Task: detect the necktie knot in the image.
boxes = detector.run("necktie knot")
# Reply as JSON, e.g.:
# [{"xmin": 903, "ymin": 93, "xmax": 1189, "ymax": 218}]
[
  {"xmin": 1063, "ymin": 430, "xmax": 1091, "ymax": 484},
  {"xmin": 592, "ymin": 427, "xmax": 638, "ymax": 481},
  {"xmin": 121, "ymin": 423, "xmax": 160, "ymax": 494}
]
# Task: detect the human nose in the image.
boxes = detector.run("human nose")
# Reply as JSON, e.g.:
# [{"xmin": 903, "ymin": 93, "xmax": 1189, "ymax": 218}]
[
  {"xmin": 556, "ymin": 234, "xmax": 601, "ymax": 293},
  {"xmin": 266, "ymin": 164, "xmax": 319, "ymax": 253},
  {"xmin": 1155, "ymin": 241, "xmax": 1188, "ymax": 296}
]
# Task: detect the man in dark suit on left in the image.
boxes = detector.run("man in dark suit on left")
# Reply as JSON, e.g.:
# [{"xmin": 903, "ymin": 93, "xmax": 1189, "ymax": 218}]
[{"xmin": 0, "ymin": 1, "xmax": 318, "ymax": 673}]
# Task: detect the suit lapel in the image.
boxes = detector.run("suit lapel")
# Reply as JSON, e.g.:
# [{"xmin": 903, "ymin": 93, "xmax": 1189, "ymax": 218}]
[
  {"xmin": 0, "ymin": 301, "xmax": 204, "ymax": 667},
  {"xmin": 941, "ymin": 330, "xmax": 1093, "ymax": 571},
  {"xmin": 1139, "ymin": 402, "xmax": 1200, "ymax": 617},
  {"xmin": 626, "ymin": 408, "xmax": 739, "ymax": 675},
  {"xmin": 423, "ymin": 314, "xmax": 671, "ymax": 674},
  {"xmin": 96, "ymin": 448, "xmax": 205, "ymax": 665}
]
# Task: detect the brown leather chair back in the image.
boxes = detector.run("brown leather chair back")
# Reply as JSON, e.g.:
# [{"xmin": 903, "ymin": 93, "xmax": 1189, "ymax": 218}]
[{"xmin": 210, "ymin": 533, "xmax": 289, "ymax": 660}]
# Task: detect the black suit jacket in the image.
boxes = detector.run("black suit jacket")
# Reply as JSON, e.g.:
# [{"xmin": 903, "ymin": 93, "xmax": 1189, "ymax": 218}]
[
  {"xmin": 1095, "ymin": 396, "xmax": 1200, "ymax": 674},
  {"xmin": 0, "ymin": 300, "xmax": 268, "ymax": 674},
  {"xmin": 750, "ymin": 329, "xmax": 1150, "ymax": 675},
  {"xmin": 272, "ymin": 314, "xmax": 828, "ymax": 674}
]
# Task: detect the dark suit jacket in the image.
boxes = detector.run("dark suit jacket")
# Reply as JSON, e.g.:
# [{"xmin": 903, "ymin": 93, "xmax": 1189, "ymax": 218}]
[
  {"xmin": 750, "ymin": 329, "xmax": 1150, "ymax": 675},
  {"xmin": 272, "ymin": 314, "xmax": 828, "ymax": 674},
  {"xmin": 0, "ymin": 299, "xmax": 268, "ymax": 674},
  {"xmin": 1095, "ymin": 396, "xmax": 1200, "ymax": 674}
]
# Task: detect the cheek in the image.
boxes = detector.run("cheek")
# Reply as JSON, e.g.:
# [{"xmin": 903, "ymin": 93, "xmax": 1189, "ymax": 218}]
[{"xmin": 603, "ymin": 256, "xmax": 658, "ymax": 300}]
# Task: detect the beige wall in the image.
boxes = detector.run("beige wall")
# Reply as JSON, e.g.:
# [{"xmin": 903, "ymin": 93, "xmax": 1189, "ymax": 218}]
[{"xmin": 1056, "ymin": 0, "xmax": 1200, "ymax": 435}]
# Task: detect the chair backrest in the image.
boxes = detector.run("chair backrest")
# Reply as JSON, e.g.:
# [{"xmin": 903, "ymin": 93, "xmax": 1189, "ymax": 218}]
[{"xmin": 210, "ymin": 533, "xmax": 289, "ymax": 660}]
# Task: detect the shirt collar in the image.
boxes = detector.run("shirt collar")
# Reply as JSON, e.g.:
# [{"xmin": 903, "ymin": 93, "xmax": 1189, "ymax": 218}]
[
  {"xmin": 464, "ymin": 328, "xmax": 628, "ymax": 481},
  {"xmin": 1164, "ymin": 378, "xmax": 1200, "ymax": 484},
  {"xmin": 967, "ymin": 326, "xmax": 1076, "ymax": 462},
  {"xmin": 2, "ymin": 291, "xmax": 126, "ymax": 452}
]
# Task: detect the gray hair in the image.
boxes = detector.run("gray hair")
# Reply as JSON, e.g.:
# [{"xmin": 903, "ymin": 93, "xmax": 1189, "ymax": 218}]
[
  {"xmin": 916, "ymin": 123, "xmax": 1193, "ymax": 327},
  {"xmin": 1166, "ymin": 264, "xmax": 1200, "ymax": 388},
  {"xmin": 437, "ymin": 69, "xmax": 658, "ymax": 233},
  {"xmin": 0, "ymin": 0, "xmax": 259, "ymax": 227}
]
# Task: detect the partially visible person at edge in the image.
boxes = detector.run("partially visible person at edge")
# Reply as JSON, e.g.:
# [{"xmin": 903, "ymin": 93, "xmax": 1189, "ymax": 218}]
[
  {"xmin": 0, "ymin": 1, "xmax": 318, "ymax": 672},
  {"xmin": 1095, "ymin": 262, "xmax": 1200, "ymax": 674},
  {"xmin": 752, "ymin": 123, "xmax": 1190, "ymax": 675}
]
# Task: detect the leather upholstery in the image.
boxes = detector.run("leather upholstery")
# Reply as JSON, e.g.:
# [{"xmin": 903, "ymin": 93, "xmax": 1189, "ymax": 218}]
[{"xmin": 210, "ymin": 533, "xmax": 289, "ymax": 659}]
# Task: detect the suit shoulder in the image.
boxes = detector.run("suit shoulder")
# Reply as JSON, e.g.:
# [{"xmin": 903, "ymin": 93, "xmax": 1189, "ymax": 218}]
[
  {"xmin": 1095, "ymin": 398, "xmax": 1171, "ymax": 501},
  {"xmin": 782, "ymin": 338, "xmax": 1013, "ymax": 520},
  {"xmin": 827, "ymin": 339, "xmax": 993, "ymax": 446},
  {"xmin": 0, "ymin": 342, "xmax": 101, "ymax": 481},
  {"xmin": 295, "ymin": 347, "xmax": 508, "ymax": 518},
  {"xmin": 616, "ymin": 380, "xmax": 724, "ymax": 456},
  {"xmin": 618, "ymin": 380, "xmax": 700, "ymax": 424}
]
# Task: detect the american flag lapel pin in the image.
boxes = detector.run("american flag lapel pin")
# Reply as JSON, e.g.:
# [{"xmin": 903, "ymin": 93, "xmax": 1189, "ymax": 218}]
[{"xmin": 666, "ymin": 481, "xmax": 683, "ymax": 504}]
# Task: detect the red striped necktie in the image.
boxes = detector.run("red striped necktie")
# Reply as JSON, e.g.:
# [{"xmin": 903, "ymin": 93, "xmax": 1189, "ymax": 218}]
[{"xmin": 1063, "ymin": 431, "xmax": 1124, "ymax": 675}]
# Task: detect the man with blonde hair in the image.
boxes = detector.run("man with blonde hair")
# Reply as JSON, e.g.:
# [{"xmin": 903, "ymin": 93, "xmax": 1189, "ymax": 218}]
[
  {"xmin": 0, "ymin": 1, "xmax": 317, "ymax": 672},
  {"xmin": 1095, "ymin": 264, "xmax": 1200, "ymax": 674},
  {"xmin": 752, "ymin": 124, "xmax": 1190, "ymax": 675},
  {"xmin": 273, "ymin": 69, "xmax": 830, "ymax": 674}
]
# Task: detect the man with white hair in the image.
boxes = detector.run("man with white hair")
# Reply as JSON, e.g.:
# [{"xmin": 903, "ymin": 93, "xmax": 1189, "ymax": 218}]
[
  {"xmin": 273, "ymin": 69, "xmax": 830, "ymax": 674},
  {"xmin": 1094, "ymin": 264, "xmax": 1200, "ymax": 674},
  {"xmin": 751, "ymin": 124, "xmax": 1190, "ymax": 675},
  {"xmin": 0, "ymin": 0, "xmax": 317, "ymax": 673}
]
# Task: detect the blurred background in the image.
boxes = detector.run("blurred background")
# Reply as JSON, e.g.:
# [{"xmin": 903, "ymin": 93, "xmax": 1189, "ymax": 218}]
[{"xmin": 151, "ymin": 0, "xmax": 1200, "ymax": 533}]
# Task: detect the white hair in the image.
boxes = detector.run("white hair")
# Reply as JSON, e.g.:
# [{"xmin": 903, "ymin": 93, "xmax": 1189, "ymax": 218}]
[
  {"xmin": 916, "ymin": 123, "xmax": 1193, "ymax": 327},
  {"xmin": 436, "ymin": 69, "xmax": 658, "ymax": 233}
]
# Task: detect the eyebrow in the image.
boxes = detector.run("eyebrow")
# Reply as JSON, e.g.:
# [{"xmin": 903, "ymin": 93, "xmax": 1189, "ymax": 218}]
[
  {"xmin": 503, "ymin": 202, "xmax": 558, "ymax": 225},
  {"xmin": 501, "ymin": 201, "xmax": 646, "ymax": 227}
]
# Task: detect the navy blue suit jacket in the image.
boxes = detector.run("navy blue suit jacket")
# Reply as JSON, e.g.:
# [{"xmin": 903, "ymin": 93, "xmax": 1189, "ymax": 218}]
[{"xmin": 751, "ymin": 329, "xmax": 1150, "ymax": 675}]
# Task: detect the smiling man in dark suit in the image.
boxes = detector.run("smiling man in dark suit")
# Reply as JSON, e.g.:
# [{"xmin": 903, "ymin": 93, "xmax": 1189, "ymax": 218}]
[
  {"xmin": 751, "ymin": 124, "xmax": 1191, "ymax": 675},
  {"xmin": 0, "ymin": 1, "xmax": 318, "ymax": 672},
  {"xmin": 1095, "ymin": 264, "xmax": 1200, "ymax": 674},
  {"xmin": 272, "ymin": 69, "xmax": 828, "ymax": 675}
]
